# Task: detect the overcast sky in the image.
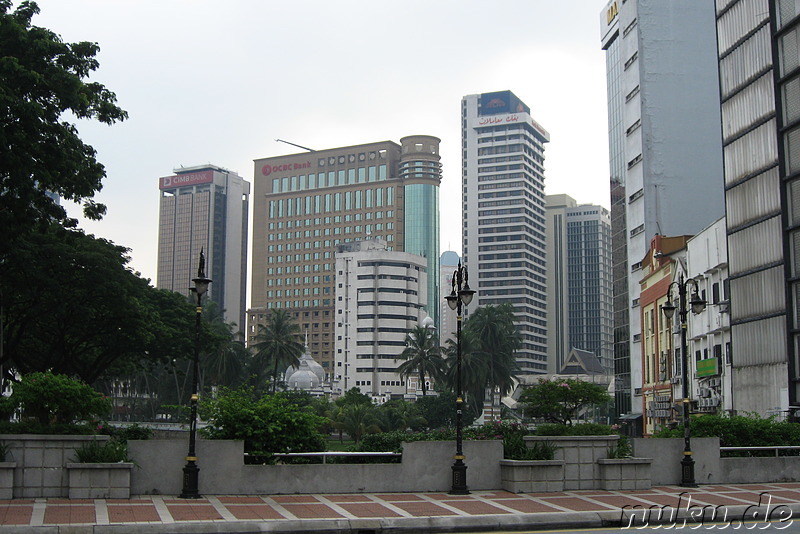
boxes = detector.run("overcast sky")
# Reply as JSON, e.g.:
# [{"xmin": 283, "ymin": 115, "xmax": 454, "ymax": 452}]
[{"xmin": 32, "ymin": 0, "xmax": 610, "ymax": 291}]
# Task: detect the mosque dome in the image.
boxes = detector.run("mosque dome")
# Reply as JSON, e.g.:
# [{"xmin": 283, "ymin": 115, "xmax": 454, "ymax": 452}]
[
  {"xmin": 286, "ymin": 358, "xmax": 321, "ymax": 390},
  {"xmin": 284, "ymin": 338, "xmax": 325, "ymax": 387}
]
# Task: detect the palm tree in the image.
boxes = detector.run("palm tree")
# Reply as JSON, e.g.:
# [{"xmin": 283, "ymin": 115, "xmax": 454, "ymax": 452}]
[
  {"xmin": 199, "ymin": 302, "xmax": 249, "ymax": 391},
  {"xmin": 337, "ymin": 403, "xmax": 382, "ymax": 444},
  {"xmin": 443, "ymin": 328, "xmax": 487, "ymax": 418},
  {"xmin": 465, "ymin": 303, "xmax": 521, "ymax": 416},
  {"xmin": 396, "ymin": 324, "xmax": 445, "ymax": 396},
  {"xmin": 250, "ymin": 309, "xmax": 304, "ymax": 394}
]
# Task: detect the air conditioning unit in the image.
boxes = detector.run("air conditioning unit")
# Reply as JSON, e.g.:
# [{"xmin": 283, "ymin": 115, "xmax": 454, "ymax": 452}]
[
  {"xmin": 671, "ymin": 376, "xmax": 682, "ymax": 384},
  {"xmin": 634, "ymin": 388, "xmax": 642, "ymax": 395},
  {"xmin": 699, "ymin": 388, "xmax": 711, "ymax": 398}
]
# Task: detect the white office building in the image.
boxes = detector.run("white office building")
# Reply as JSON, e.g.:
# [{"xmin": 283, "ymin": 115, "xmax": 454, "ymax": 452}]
[
  {"xmin": 461, "ymin": 90, "xmax": 550, "ymax": 375},
  {"xmin": 333, "ymin": 238, "xmax": 429, "ymax": 401}
]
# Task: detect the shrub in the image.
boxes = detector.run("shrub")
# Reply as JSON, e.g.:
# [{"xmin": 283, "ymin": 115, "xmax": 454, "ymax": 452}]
[
  {"xmin": 503, "ymin": 431, "xmax": 558, "ymax": 460},
  {"xmin": 71, "ymin": 439, "xmax": 129, "ymax": 463},
  {"xmin": 199, "ymin": 386, "xmax": 327, "ymax": 455},
  {"xmin": 99, "ymin": 423, "xmax": 153, "ymax": 443},
  {"xmin": 535, "ymin": 423, "xmax": 613, "ymax": 436},
  {"xmin": 0, "ymin": 421, "xmax": 96, "ymax": 435},
  {"xmin": 607, "ymin": 435, "xmax": 632, "ymax": 458},
  {"xmin": 10, "ymin": 372, "xmax": 111, "ymax": 426},
  {"xmin": 652, "ymin": 413, "xmax": 800, "ymax": 455}
]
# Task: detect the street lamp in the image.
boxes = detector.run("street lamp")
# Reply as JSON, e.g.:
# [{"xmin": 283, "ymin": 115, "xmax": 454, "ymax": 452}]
[
  {"xmin": 661, "ymin": 273, "xmax": 705, "ymax": 487},
  {"xmin": 180, "ymin": 249, "xmax": 211, "ymax": 499},
  {"xmin": 445, "ymin": 261, "xmax": 475, "ymax": 495}
]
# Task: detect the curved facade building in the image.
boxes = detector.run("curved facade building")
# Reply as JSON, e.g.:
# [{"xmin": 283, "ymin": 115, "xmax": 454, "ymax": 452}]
[
  {"xmin": 248, "ymin": 137, "xmax": 441, "ymax": 376},
  {"xmin": 400, "ymin": 135, "xmax": 441, "ymax": 328}
]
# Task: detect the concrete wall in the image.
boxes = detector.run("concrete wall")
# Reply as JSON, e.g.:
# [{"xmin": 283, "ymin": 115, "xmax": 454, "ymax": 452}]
[
  {"xmin": 0, "ymin": 434, "xmax": 110, "ymax": 498},
  {"xmin": 720, "ymin": 457, "xmax": 800, "ymax": 483},
  {"xmin": 128, "ymin": 439, "xmax": 503, "ymax": 495},
  {"xmin": 632, "ymin": 437, "xmax": 720, "ymax": 485}
]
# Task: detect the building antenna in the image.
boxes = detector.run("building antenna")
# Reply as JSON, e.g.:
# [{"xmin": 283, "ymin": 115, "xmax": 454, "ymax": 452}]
[{"xmin": 275, "ymin": 139, "xmax": 316, "ymax": 152}]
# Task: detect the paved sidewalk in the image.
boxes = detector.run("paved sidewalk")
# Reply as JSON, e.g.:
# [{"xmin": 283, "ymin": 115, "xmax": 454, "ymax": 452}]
[{"xmin": 0, "ymin": 483, "xmax": 798, "ymax": 533}]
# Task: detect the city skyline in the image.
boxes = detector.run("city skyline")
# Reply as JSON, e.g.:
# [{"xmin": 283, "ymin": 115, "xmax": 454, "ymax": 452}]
[{"xmin": 30, "ymin": 0, "xmax": 611, "ymax": 300}]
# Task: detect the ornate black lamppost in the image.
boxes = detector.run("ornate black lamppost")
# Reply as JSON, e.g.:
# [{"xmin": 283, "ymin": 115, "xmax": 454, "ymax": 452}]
[
  {"xmin": 445, "ymin": 261, "xmax": 475, "ymax": 495},
  {"xmin": 661, "ymin": 273, "xmax": 706, "ymax": 488},
  {"xmin": 180, "ymin": 249, "xmax": 211, "ymax": 499}
]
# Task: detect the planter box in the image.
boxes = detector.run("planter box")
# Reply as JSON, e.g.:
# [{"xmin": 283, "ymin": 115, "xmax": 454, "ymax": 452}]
[
  {"xmin": 499, "ymin": 459, "xmax": 564, "ymax": 493},
  {"xmin": 66, "ymin": 462, "xmax": 133, "ymax": 499},
  {"xmin": 0, "ymin": 463, "xmax": 16, "ymax": 500},
  {"xmin": 526, "ymin": 435, "xmax": 618, "ymax": 490},
  {"xmin": 597, "ymin": 457, "xmax": 652, "ymax": 490},
  {"xmin": 0, "ymin": 434, "xmax": 110, "ymax": 498}
]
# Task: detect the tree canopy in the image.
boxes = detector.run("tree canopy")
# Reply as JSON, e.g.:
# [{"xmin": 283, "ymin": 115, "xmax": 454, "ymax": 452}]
[
  {"xmin": 0, "ymin": 225, "xmax": 203, "ymax": 384},
  {"xmin": 250, "ymin": 309, "xmax": 304, "ymax": 394},
  {"xmin": 519, "ymin": 378, "xmax": 611, "ymax": 425},
  {"xmin": 0, "ymin": 0, "xmax": 127, "ymax": 250},
  {"xmin": 397, "ymin": 325, "xmax": 444, "ymax": 397},
  {"xmin": 442, "ymin": 303, "xmax": 521, "ymax": 418}
]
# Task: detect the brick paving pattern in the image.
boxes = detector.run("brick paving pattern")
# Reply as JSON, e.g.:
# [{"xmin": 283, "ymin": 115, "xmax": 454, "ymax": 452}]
[{"xmin": 0, "ymin": 483, "xmax": 796, "ymax": 530}]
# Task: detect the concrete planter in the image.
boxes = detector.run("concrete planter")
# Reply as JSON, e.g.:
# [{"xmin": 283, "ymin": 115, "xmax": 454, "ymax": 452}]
[
  {"xmin": 0, "ymin": 463, "xmax": 16, "ymax": 500},
  {"xmin": 597, "ymin": 457, "xmax": 652, "ymax": 490},
  {"xmin": 0, "ymin": 434, "xmax": 110, "ymax": 498},
  {"xmin": 526, "ymin": 435, "xmax": 618, "ymax": 490},
  {"xmin": 499, "ymin": 459, "xmax": 564, "ymax": 493},
  {"xmin": 66, "ymin": 462, "xmax": 134, "ymax": 499}
]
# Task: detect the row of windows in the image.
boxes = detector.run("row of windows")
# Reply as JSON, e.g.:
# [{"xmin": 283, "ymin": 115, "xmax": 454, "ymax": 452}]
[
  {"xmin": 267, "ymin": 287, "xmax": 331, "ymax": 297},
  {"xmin": 268, "ymin": 300, "xmax": 332, "ymax": 308},
  {"xmin": 268, "ymin": 188, "xmax": 395, "ymax": 218},
  {"xmin": 271, "ymin": 165, "xmax": 388, "ymax": 193}
]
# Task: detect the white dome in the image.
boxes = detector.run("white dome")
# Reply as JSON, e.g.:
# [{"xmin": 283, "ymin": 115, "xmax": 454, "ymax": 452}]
[
  {"xmin": 421, "ymin": 316, "xmax": 434, "ymax": 329},
  {"xmin": 286, "ymin": 358, "xmax": 321, "ymax": 390},
  {"xmin": 285, "ymin": 344, "xmax": 325, "ymax": 384}
]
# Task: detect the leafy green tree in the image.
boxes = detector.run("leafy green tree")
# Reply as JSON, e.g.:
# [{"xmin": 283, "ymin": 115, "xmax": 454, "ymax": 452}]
[
  {"xmin": 396, "ymin": 325, "xmax": 445, "ymax": 396},
  {"xmin": 0, "ymin": 225, "xmax": 198, "ymax": 383},
  {"xmin": 199, "ymin": 300, "xmax": 249, "ymax": 391},
  {"xmin": 199, "ymin": 385, "xmax": 326, "ymax": 454},
  {"xmin": 377, "ymin": 399, "xmax": 427, "ymax": 432},
  {"xmin": 0, "ymin": 0, "xmax": 127, "ymax": 251},
  {"xmin": 11, "ymin": 372, "xmax": 111, "ymax": 425},
  {"xmin": 249, "ymin": 309, "xmax": 303, "ymax": 394},
  {"xmin": 336, "ymin": 387, "xmax": 372, "ymax": 407},
  {"xmin": 336, "ymin": 403, "xmax": 382, "ymax": 444},
  {"xmin": 414, "ymin": 391, "xmax": 477, "ymax": 430},
  {"xmin": 519, "ymin": 378, "xmax": 612, "ymax": 425}
]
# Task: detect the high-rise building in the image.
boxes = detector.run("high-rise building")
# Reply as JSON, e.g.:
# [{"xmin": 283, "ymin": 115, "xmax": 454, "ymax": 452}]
[
  {"xmin": 715, "ymin": 0, "xmax": 800, "ymax": 415},
  {"xmin": 545, "ymin": 195, "xmax": 613, "ymax": 375},
  {"xmin": 600, "ymin": 0, "xmax": 725, "ymax": 416},
  {"xmin": 461, "ymin": 90, "xmax": 550, "ymax": 375},
  {"xmin": 157, "ymin": 165, "xmax": 250, "ymax": 331},
  {"xmin": 248, "ymin": 137, "xmax": 441, "ymax": 376},
  {"xmin": 334, "ymin": 238, "xmax": 429, "ymax": 401},
  {"xmin": 439, "ymin": 250, "xmax": 460, "ymax": 346}
]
